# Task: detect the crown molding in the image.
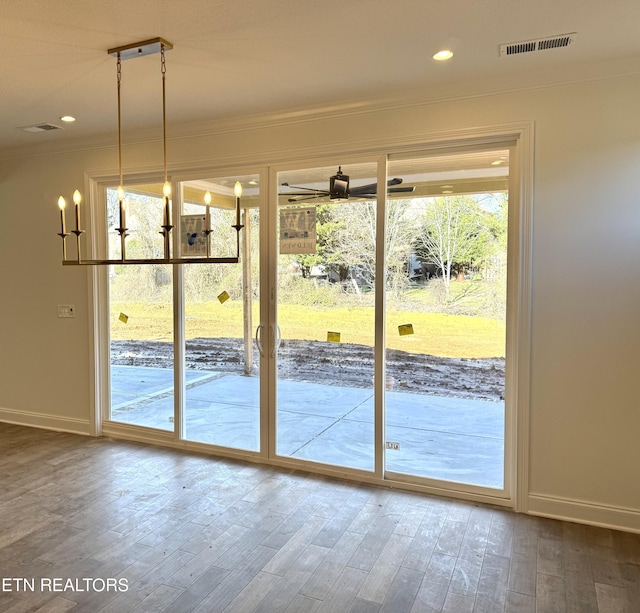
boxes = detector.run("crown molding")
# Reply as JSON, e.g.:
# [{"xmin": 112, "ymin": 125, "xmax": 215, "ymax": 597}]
[{"xmin": 1, "ymin": 62, "xmax": 639, "ymax": 162}]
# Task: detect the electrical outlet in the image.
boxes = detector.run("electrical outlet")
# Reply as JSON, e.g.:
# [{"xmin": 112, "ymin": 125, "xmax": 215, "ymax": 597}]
[
  {"xmin": 57, "ymin": 305, "xmax": 76, "ymax": 318},
  {"xmin": 385, "ymin": 441, "xmax": 400, "ymax": 450}
]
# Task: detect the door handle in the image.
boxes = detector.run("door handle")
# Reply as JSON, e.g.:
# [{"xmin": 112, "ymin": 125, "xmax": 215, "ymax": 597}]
[{"xmin": 255, "ymin": 325, "xmax": 265, "ymax": 357}]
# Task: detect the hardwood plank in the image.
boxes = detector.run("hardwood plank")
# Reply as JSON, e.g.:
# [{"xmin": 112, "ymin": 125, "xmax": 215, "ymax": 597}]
[
  {"xmin": 449, "ymin": 546, "xmax": 484, "ymax": 598},
  {"xmin": 164, "ymin": 524, "xmax": 249, "ymax": 589},
  {"xmin": 401, "ymin": 505, "xmax": 448, "ymax": 573},
  {"xmin": 161, "ymin": 565, "xmax": 231, "ymax": 613},
  {"xmin": 394, "ymin": 505, "xmax": 427, "ymax": 538},
  {"xmin": 379, "ymin": 566, "xmax": 423, "ymax": 613},
  {"xmin": 536, "ymin": 573, "xmax": 566, "ymax": 613},
  {"xmin": 590, "ymin": 556, "xmax": 625, "ymax": 588},
  {"xmin": 285, "ymin": 594, "xmax": 322, "ymax": 613},
  {"xmin": 411, "ymin": 580, "xmax": 449, "ymax": 613},
  {"xmin": 347, "ymin": 510, "xmax": 401, "ymax": 572},
  {"xmin": 189, "ymin": 546, "xmax": 279, "ymax": 613},
  {"xmin": 486, "ymin": 517, "xmax": 513, "ymax": 559},
  {"xmin": 316, "ymin": 566, "xmax": 369, "ymax": 613},
  {"xmin": 223, "ymin": 570, "xmax": 282, "ymax": 613},
  {"xmin": 442, "ymin": 591, "xmax": 475, "ymax": 612},
  {"xmin": 564, "ymin": 570, "xmax": 598, "ymax": 613},
  {"xmin": 434, "ymin": 519, "xmax": 466, "ymax": 558},
  {"xmin": 300, "ymin": 530, "xmax": 365, "ymax": 600},
  {"xmin": 129, "ymin": 584, "xmax": 182, "ymax": 613},
  {"xmin": 620, "ymin": 561, "xmax": 640, "ymax": 607},
  {"xmin": 357, "ymin": 534, "xmax": 413, "ymax": 603},
  {"xmin": 594, "ymin": 582, "xmax": 633, "ymax": 613},
  {"xmin": 537, "ymin": 536, "xmax": 565, "ymax": 578},
  {"xmin": 350, "ymin": 598, "xmax": 381, "ymax": 612},
  {"xmin": 474, "ymin": 553, "xmax": 510, "ymax": 612},
  {"xmin": 253, "ymin": 544, "xmax": 329, "ymax": 612},
  {"xmin": 262, "ymin": 515, "xmax": 329, "ymax": 577},
  {"xmin": 507, "ymin": 551, "xmax": 536, "ymax": 597},
  {"xmin": 33, "ymin": 596, "xmax": 78, "ymax": 613},
  {"xmin": 504, "ymin": 590, "xmax": 535, "ymax": 613}
]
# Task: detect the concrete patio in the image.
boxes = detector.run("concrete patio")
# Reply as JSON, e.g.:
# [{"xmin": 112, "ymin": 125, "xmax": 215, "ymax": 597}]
[{"xmin": 111, "ymin": 365, "xmax": 504, "ymax": 489}]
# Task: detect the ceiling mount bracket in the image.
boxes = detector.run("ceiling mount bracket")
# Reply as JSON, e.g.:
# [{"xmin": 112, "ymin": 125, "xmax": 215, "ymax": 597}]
[{"xmin": 107, "ymin": 37, "xmax": 173, "ymax": 60}]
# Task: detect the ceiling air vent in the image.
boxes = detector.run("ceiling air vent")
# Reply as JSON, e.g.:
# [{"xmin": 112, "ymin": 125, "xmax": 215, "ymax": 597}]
[
  {"xmin": 21, "ymin": 123, "xmax": 63, "ymax": 133},
  {"xmin": 499, "ymin": 32, "xmax": 577, "ymax": 57}
]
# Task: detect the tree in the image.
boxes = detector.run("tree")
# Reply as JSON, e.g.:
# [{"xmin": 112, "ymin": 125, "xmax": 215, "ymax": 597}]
[
  {"xmin": 333, "ymin": 199, "xmax": 413, "ymax": 296},
  {"xmin": 295, "ymin": 203, "xmax": 348, "ymax": 280},
  {"xmin": 415, "ymin": 195, "xmax": 500, "ymax": 302}
]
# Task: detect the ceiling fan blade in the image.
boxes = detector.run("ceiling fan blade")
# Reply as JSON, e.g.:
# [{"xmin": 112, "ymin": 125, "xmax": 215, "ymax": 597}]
[
  {"xmin": 388, "ymin": 186, "xmax": 415, "ymax": 193},
  {"xmin": 350, "ymin": 177, "xmax": 406, "ymax": 196},
  {"xmin": 279, "ymin": 191, "xmax": 330, "ymax": 197},
  {"xmin": 287, "ymin": 195, "xmax": 324, "ymax": 203},
  {"xmin": 280, "ymin": 183, "xmax": 329, "ymax": 193},
  {"xmin": 349, "ymin": 182, "xmax": 378, "ymax": 195}
]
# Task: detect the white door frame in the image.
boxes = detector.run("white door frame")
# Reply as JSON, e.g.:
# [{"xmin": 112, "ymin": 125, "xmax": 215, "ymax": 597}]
[{"xmin": 88, "ymin": 122, "xmax": 533, "ymax": 511}]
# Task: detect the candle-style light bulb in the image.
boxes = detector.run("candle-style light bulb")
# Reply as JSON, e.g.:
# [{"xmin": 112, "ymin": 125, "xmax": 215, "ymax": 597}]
[
  {"xmin": 162, "ymin": 181, "xmax": 171, "ymax": 227},
  {"xmin": 203, "ymin": 191, "xmax": 211, "ymax": 254},
  {"xmin": 116, "ymin": 186, "xmax": 126, "ymax": 230},
  {"xmin": 73, "ymin": 189, "xmax": 82, "ymax": 231},
  {"xmin": 58, "ymin": 196, "xmax": 67, "ymax": 234},
  {"xmin": 233, "ymin": 181, "xmax": 242, "ymax": 227}
]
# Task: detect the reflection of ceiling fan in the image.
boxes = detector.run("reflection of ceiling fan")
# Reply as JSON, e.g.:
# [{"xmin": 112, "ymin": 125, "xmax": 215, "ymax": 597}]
[{"xmin": 279, "ymin": 166, "xmax": 415, "ymax": 203}]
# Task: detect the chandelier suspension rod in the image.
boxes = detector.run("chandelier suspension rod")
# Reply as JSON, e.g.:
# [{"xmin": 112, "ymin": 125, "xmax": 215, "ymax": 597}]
[
  {"xmin": 161, "ymin": 45, "xmax": 167, "ymax": 185},
  {"xmin": 117, "ymin": 53, "xmax": 123, "ymax": 193}
]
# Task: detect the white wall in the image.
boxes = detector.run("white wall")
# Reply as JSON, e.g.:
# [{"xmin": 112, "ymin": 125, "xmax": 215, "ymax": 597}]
[{"xmin": 1, "ymin": 74, "xmax": 639, "ymax": 530}]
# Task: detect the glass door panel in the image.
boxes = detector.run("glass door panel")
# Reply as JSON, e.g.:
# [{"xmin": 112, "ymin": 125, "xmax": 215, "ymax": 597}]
[
  {"xmin": 384, "ymin": 150, "xmax": 509, "ymax": 489},
  {"xmin": 181, "ymin": 174, "xmax": 261, "ymax": 451},
  {"xmin": 108, "ymin": 183, "xmax": 174, "ymax": 430},
  {"xmin": 275, "ymin": 162, "xmax": 377, "ymax": 471}
]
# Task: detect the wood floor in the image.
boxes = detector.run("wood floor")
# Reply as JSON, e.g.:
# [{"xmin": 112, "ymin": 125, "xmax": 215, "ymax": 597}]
[{"xmin": 0, "ymin": 424, "xmax": 638, "ymax": 612}]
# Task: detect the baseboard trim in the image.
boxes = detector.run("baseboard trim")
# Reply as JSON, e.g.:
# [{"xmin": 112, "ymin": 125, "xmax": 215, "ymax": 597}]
[
  {"xmin": 0, "ymin": 407, "xmax": 91, "ymax": 436},
  {"xmin": 528, "ymin": 493, "xmax": 640, "ymax": 534}
]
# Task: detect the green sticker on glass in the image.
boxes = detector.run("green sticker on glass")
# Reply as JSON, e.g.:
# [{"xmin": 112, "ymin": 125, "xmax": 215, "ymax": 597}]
[
  {"xmin": 218, "ymin": 291, "xmax": 230, "ymax": 304},
  {"xmin": 327, "ymin": 331, "xmax": 341, "ymax": 343},
  {"xmin": 119, "ymin": 313, "xmax": 129, "ymax": 324}
]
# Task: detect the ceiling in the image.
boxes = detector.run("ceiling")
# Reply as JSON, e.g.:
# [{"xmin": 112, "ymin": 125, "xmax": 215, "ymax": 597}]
[{"xmin": 2, "ymin": 0, "xmax": 640, "ymax": 154}]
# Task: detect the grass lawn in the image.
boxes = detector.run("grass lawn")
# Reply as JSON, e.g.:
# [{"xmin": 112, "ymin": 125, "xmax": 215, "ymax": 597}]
[{"xmin": 111, "ymin": 300, "xmax": 505, "ymax": 359}]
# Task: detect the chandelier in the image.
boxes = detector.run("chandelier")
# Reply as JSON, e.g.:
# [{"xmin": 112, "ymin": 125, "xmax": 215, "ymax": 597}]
[{"xmin": 56, "ymin": 38, "xmax": 244, "ymax": 266}]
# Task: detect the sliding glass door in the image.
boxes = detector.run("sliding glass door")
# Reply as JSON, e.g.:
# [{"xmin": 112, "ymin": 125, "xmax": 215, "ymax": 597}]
[
  {"xmin": 274, "ymin": 162, "xmax": 377, "ymax": 471},
  {"xmin": 107, "ymin": 173, "xmax": 263, "ymax": 455},
  {"xmin": 383, "ymin": 151, "xmax": 509, "ymax": 490},
  {"xmin": 270, "ymin": 149, "xmax": 511, "ymax": 494},
  {"xmin": 181, "ymin": 174, "xmax": 261, "ymax": 451},
  {"xmin": 108, "ymin": 182, "xmax": 175, "ymax": 431},
  {"xmin": 102, "ymin": 141, "xmax": 517, "ymax": 501}
]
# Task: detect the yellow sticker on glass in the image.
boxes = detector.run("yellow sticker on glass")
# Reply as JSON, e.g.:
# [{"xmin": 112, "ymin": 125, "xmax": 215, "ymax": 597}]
[
  {"xmin": 398, "ymin": 323, "xmax": 414, "ymax": 336},
  {"xmin": 218, "ymin": 291, "xmax": 230, "ymax": 304},
  {"xmin": 327, "ymin": 331, "xmax": 341, "ymax": 343},
  {"xmin": 119, "ymin": 313, "xmax": 129, "ymax": 324}
]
